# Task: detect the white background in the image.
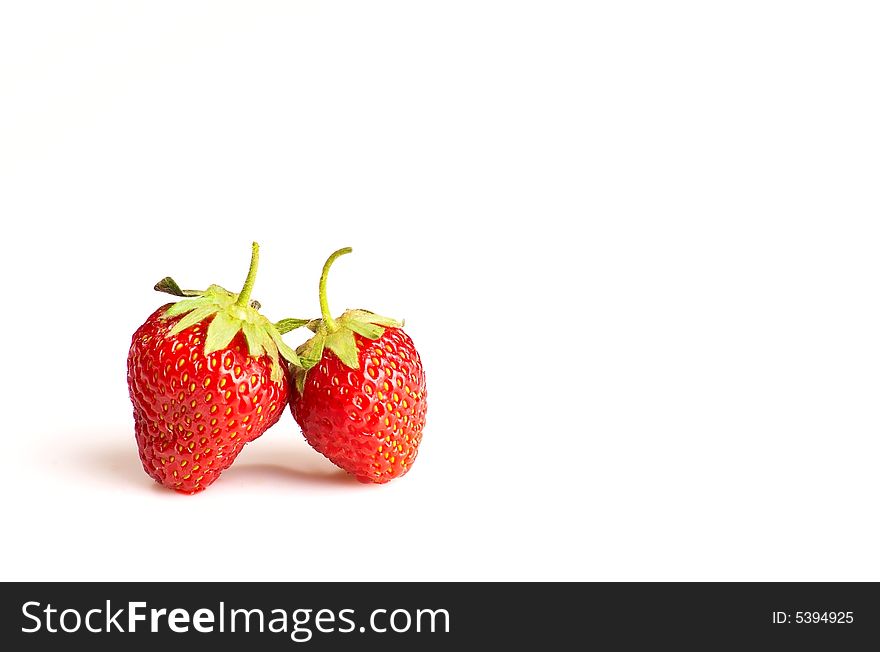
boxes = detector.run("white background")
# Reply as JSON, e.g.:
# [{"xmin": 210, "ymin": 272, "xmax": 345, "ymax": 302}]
[{"xmin": 1, "ymin": 1, "xmax": 878, "ymax": 581}]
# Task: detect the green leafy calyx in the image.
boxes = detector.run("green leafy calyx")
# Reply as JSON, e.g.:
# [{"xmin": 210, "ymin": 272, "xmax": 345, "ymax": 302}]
[{"xmin": 155, "ymin": 242, "xmax": 306, "ymax": 383}]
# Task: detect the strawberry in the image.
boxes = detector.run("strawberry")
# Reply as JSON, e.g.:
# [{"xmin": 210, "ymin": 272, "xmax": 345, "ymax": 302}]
[
  {"xmin": 290, "ymin": 247, "xmax": 427, "ymax": 484},
  {"xmin": 127, "ymin": 243, "xmax": 306, "ymax": 494}
]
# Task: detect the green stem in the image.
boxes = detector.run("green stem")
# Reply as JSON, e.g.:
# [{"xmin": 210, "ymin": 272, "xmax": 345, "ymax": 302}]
[
  {"xmin": 235, "ymin": 242, "xmax": 260, "ymax": 308},
  {"xmin": 319, "ymin": 247, "xmax": 352, "ymax": 333}
]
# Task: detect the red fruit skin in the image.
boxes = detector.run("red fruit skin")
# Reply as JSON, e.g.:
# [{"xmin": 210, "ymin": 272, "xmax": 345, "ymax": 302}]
[
  {"xmin": 291, "ymin": 327, "xmax": 427, "ymax": 483},
  {"xmin": 127, "ymin": 306, "xmax": 288, "ymax": 494}
]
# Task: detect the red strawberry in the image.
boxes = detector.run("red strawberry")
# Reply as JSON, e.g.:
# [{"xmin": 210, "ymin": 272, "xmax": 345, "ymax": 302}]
[
  {"xmin": 290, "ymin": 247, "xmax": 427, "ymax": 484},
  {"xmin": 127, "ymin": 243, "xmax": 306, "ymax": 494}
]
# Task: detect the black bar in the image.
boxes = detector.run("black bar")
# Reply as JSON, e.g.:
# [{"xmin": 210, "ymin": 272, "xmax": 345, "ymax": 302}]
[{"xmin": 1, "ymin": 582, "xmax": 878, "ymax": 649}]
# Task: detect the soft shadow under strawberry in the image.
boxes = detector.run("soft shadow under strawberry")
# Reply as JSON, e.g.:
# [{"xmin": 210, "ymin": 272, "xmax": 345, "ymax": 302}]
[{"xmin": 58, "ymin": 432, "xmax": 357, "ymax": 493}]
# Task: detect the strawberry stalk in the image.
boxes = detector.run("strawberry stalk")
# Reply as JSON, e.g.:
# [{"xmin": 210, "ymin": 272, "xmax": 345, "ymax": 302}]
[
  {"xmin": 319, "ymin": 246, "xmax": 352, "ymax": 333},
  {"xmin": 235, "ymin": 242, "xmax": 261, "ymax": 309},
  {"xmin": 294, "ymin": 247, "xmax": 403, "ymax": 392},
  {"xmin": 154, "ymin": 242, "xmax": 308, "ymax": 383}
]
